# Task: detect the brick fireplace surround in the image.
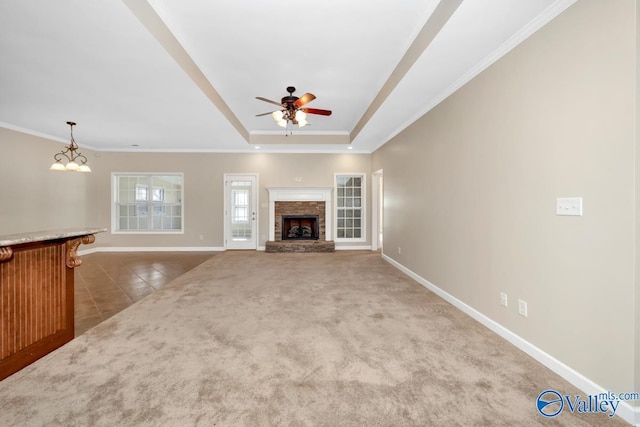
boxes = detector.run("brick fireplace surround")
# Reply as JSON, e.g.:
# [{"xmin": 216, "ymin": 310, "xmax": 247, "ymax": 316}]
[
  {"xmin": 275, "ymin": 202, "xmax": 325, "ymax": 241},
  {"xmin": 266, "ymin": 187, "xmax": 335, "ymax": 253}
]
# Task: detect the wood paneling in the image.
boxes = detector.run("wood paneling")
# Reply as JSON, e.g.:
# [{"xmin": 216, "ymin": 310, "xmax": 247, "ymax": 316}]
[{"xmin": 0, "ymin": 240, "xmax": 75, "ymax": 381}]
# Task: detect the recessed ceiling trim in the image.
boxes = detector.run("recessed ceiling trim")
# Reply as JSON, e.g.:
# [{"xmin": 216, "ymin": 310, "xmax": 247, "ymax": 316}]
[
  {"xmin": 249, "ymin": 133, "xmax": 350, "ymax": 145},
  {"xmin": 349, "ymin": 0, "xmax": 463, "ymax": 142},
  {"xmin": 364, "ymin": 0, "xmax": 580, "ymax": 153},
  {"xmin": 0, "ymin": 121, "xmax": 87, "ymax": 147},
  {"xmin": 122, "ymin": 0, "xmax": 249, "ymax": 142}
]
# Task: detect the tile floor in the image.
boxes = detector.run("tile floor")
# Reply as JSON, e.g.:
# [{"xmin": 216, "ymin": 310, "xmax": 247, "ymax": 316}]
[{"xmin": 74, "ymin": 251, "xmax": 216, "ymax": 336}]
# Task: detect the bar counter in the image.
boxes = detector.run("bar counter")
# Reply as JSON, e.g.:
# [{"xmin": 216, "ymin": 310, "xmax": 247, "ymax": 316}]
[{"xmin": 0, "ymin": 227, "xmax": 106, "ymax": 380}]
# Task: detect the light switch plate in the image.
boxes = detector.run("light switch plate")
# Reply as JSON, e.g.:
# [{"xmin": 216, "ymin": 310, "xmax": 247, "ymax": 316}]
[{"xmin": 556, "ymin": 197, "xmax": 582, "ymax": 216}]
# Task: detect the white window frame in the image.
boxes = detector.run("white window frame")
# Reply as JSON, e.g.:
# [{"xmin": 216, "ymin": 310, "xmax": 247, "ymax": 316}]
[
  {"xmin": 111, "ymin": 173, "xmax": 184, "ymax": 234},
  {"xmin": 334, "ymin": 173, "xmax": 366, "ymax": 243}
]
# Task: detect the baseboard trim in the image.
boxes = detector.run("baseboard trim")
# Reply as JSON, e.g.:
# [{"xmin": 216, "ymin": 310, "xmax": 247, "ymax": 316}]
[
  {"xmin": 78, "ymin": 246, "xmax": 226, "ymax": 256},
  {"xmin": 382, "ymin": 254, "xmax": 638, "ymax": 426},
  {"xmin": 77, "ymin": 247, "xmax": 101, "ymax": 256},
  {"xmin": 335, "ymin": 245, "xmax": 372, "ymax": 251},
  {"xmin": 79, "ymin": 245, "xmax": 375, "ymax": 256}
]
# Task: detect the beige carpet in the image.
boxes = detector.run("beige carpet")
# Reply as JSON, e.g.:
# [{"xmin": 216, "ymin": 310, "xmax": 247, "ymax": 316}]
[{"xmin": 0, "ymin": 251, "xmax": 627, "ymax": 426}]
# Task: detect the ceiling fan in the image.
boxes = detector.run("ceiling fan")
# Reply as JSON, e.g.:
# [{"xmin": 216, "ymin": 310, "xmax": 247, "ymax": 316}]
[{"xmin": 256, "ymin": 86, "xmax": 332, "ymax": 128}]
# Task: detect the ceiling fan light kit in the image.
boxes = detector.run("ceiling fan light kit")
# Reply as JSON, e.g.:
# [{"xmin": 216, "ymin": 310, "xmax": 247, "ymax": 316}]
[{"xmin": 256, "ymin": 86, "xmax": 331, "ymax": 131}]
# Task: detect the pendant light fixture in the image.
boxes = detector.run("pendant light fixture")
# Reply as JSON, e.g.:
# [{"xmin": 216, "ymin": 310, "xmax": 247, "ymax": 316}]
[{"xmin": 50, "ymin": 121, "xmax": 91, "ymax": 172}]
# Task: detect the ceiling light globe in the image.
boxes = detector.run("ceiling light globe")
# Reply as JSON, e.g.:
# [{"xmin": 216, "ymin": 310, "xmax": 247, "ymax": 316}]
[
  {"xmin": 50, "ymin": 162, "xmax": 66, "ymax": 171},
  {"xmin": 65, "ymin": 161, "xmax": 79, "ymax": 171},
  {"xmin": 78, "ymin": 164, "xmax": 92, "ymax": 173},
  {"xmin": 297, "ymin": 119, "xmax": 308, "ymax": 128},
  {"xmin": 277, "ymin": 119, "xmax": 287, "ymax": 128},
  {"xmin": 272, "ymin": 110, "xmax": 284, "ymax": 121},
  {"xmin": 295, "ymin": 110, "xmax": 307, "ymax": 121}
]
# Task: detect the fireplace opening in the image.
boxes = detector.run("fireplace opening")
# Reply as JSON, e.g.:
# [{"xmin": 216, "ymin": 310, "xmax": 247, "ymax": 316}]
[{"xmin": 281, "ymin": 215, "xmax": 319, "ymax": 240}]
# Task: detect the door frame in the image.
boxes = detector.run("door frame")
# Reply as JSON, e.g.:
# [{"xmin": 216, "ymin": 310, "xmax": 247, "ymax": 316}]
[
  {"xmin": 371, "ymin": 169, "xmax": 383, "ymax": 251},
  {"xmin": 224, "ymin": 173, "xmax": 259, "ymax": 250}
]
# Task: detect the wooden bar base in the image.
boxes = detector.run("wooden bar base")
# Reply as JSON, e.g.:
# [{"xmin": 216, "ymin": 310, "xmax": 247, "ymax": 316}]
[{"xmin": 0, "ymin": 228, "xmax": 104, "ymax": 380}]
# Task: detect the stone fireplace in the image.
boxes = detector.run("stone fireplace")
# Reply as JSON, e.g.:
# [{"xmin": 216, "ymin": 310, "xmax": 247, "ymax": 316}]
[{"xmin": 266, "ymin": 187, "xmax": 334, "ymax": 252}]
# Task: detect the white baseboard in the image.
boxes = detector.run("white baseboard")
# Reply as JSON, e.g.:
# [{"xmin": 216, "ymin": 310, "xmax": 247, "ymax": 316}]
[
  {"xmin": 77, "ymin": 247, "xmax": 101, "ymax": 256},
  {"xmin": 78, "ymin": 246, "xmax": 225, "ymax": 256},
  {"xmin": 382, "ymin": 254, "xmax": 638, "ymax": 427},
  {"xmin": 79, "ymin": 245, "xmax": 376, "ymax": 256},
  {"xmin": 335, "ymin": 245, "xmax": 372, "ymax": 251}
]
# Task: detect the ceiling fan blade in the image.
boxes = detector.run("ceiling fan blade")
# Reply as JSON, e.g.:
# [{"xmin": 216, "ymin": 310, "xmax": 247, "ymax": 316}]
[
  {"xmin": 302, "ymin": 107, "xmax": 332, "ymax": 116},
  {"xmin": 256, "ymin": 111, "xmax": 275, "ymax": 117},
  {"xmin": 293, "ymin": 93, "xmax": 316, "ymax": 108},
  {"xmin": 256, "ymin": 96, "xmax": 283, "ymax": 107}
]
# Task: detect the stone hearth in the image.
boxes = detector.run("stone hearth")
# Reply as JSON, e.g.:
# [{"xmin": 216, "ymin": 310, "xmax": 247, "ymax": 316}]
[{"xmin": 265, "ymin": 240, "xmax": 335, "ymax": 253}]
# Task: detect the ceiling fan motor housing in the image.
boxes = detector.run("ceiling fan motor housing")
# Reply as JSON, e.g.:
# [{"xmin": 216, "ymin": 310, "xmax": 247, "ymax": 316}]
[
  {"xmin": 281, "ymin": 96, "xmax": 299, "ymax": 106},
  {"xmin": 282, "ymin": 86, "xmax": 299, "ymax": 108}
]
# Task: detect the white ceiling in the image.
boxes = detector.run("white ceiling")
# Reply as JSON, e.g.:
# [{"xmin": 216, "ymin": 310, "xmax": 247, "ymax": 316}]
[{"xmin": 0, "ymin": 0, "xmax": 576, "ymax": 153}]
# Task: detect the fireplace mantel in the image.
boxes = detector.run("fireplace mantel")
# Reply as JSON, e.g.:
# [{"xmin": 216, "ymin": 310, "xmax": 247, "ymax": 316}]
[{"xmin": 267, "ymin": 187, "xmax": 333, "ymax": 241}]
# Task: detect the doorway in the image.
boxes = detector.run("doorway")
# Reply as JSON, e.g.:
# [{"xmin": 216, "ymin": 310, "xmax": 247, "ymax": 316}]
[{"xmin": 224, "ymin": 174, "xmax": 258, "ymax": 250}]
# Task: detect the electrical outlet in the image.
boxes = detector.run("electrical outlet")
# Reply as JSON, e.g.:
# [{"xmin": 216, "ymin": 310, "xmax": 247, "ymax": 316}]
[
  {"xmin": 518, "ymin": 299, "xmax": 528, "ymax": 317},
  {"xmin": 556, "ymin": 197, "xmax": 583, "ymax": 216},
  {"xmin": 500, "ymin": 292, "xmax": 508, "ymax": 307},
  {"xmin": 398, "ymin": 247, "xmax": 401, "ymax": 255},
  {"xmin": 198, "ymin": 234, "xmax": 204, "ymax": 241}
]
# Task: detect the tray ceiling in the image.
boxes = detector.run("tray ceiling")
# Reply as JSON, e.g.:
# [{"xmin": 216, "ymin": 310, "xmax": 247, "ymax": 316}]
[{"xmin": 0, "ymin": 0, "xmax": 575, "ymax": 153}]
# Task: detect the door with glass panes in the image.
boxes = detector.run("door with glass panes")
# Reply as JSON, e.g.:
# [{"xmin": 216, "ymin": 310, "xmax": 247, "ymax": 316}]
[{"xmin": 224, "ymin": 174, "xmax": 258, "ymax": 249}]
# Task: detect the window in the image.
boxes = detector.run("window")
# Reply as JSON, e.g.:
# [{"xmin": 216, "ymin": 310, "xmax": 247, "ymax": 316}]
[
  {"xmin": 112, "ymin": 174, "xmax": 183, "ymax": 233},
  {"xmin": 335, "ymin": 173, "xmax": 365, "ymax": 242},
  {"xmin": 232, "ymin": 187, "xmax": 249, "ymax": 223},
  {"xmin": 230, "ymin": 180, "xmax": 252, "ymax": 240}
]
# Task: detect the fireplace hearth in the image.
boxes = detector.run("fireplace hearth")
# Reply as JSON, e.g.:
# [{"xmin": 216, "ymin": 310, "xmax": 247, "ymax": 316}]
[{"xmin": 281, "ymin": 215, "xmax": 319, "ymax": 240}]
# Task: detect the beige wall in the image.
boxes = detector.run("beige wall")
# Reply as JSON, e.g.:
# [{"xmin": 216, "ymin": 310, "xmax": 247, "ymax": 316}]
[
  {"xmin": 0, "ymin": 127, "xmax": 90, "ymax": 235},
  {"xmin": 1, "ymin": 130, "xmax": 371, "ymax": 248},
  {"xmin": 85, "ymin": 151, "xmax": 371, "ymax": 249},
  {"xmin": 373, "ymin": 0, "xmax": 637, "ymax": 397}
]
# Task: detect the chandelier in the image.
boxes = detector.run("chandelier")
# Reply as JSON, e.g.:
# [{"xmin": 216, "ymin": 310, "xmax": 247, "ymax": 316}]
[{"xmin": 49, "ymin": 121, "xmax": 91, "ymax": 172}]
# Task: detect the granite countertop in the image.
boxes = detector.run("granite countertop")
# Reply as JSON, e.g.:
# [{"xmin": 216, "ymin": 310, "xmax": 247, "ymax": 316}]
[{"xmin": 0, "ymin": 228, "xmax": 107, "ymax": 247}]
